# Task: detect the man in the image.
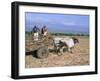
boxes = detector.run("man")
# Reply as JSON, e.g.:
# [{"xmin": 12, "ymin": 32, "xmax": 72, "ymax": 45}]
[
  {"xmin": 41, "ymin": 26, "xmax": 48, "ymax": 37},
  {"xmin": 32, "ymin": 25, "xmax": 40, "ymax": 41}
]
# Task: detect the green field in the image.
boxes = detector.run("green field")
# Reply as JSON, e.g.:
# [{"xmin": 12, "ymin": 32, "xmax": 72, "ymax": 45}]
[{"xmin": 25, "ymin": 31, "xmax": 89, "ymax": 40}]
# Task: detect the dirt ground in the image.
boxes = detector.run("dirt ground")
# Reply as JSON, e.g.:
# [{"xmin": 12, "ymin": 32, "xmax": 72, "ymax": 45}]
[{"xmin": 25, "ymin": 36, "xmax": 89, "ymax": 68}]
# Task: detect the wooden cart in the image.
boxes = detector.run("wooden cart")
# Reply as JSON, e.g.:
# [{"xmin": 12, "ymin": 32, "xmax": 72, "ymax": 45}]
[{"xmin": 25, "ymin": 35, "xmax": 53, "ymax": 59}]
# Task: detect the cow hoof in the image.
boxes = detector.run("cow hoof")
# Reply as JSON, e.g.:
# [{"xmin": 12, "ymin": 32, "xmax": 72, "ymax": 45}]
[
  {"xmin": 57, "ymin": 53, "xmax": 63, "ymax": 56},
  {"xmin": 70, "ymin": 51, "xmax": 73, "ymax": 54}
]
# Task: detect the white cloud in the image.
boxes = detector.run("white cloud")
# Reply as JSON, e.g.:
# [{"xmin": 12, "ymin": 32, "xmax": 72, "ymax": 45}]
[{"xmin": 61, "ymin": 21, "xmax": 76, "ymax": 26}]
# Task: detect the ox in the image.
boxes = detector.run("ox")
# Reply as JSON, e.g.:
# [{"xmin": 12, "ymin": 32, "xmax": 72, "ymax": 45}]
[{"xmin": 53, "ymin": 37, "xmax": 79, "ymax": 55}]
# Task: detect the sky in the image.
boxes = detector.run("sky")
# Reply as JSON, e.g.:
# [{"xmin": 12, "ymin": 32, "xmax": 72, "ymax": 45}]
[{"xmin": 25, "ymin": 12, "xmax": 89, "ymax": 34}]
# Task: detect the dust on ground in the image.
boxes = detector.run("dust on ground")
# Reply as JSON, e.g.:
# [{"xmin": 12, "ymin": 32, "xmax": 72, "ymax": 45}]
[{"xmin": 25, "ymin": 36, "xmax": 89, "ymax": 68}]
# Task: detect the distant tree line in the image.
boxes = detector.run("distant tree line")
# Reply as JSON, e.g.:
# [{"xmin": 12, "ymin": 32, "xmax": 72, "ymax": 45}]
[
  {"xmin": 50, "ymin": 32, "xmax": 89, "ymax": 36},
  {"xmin": 25, "ymin": 31, "xmax": 89, "ymax": 36},
  {"xmin": 25, "ymin": 31, "xmax": 32, "ymax": 35}
]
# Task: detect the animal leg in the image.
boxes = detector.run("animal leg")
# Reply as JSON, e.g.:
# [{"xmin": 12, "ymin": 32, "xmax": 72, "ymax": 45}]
[
  {"xmin": 68, "ymin": 48, "xmax": 73, "ymax": 53},
  {"xmin": 57, "ymin": 47, "xmax": 63, "ymax": 56},
  {"xmin": 70, "ymin": 47, "xmax": 74, "ymax": 53}
]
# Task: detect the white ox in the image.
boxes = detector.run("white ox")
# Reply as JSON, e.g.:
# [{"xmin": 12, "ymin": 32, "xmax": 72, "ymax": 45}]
[{"xmin": 53, "ymin": 37, "xmax": 79, "ymax": 55}]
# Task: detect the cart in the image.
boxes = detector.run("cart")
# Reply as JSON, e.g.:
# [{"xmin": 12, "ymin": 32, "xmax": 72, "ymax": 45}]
[{"xmin": 25, "ymin": 35, "xmax": 53, "ymax": 59}]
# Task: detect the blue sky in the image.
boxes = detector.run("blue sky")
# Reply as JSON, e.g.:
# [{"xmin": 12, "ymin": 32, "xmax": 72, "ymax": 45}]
[{"xmin": 25, "ymin": 12, "xmax": 89, "ymax": 34}]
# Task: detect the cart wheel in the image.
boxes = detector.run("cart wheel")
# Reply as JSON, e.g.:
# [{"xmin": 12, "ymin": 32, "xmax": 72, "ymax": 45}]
[{"xmin": 37, "ymin": 46, "xmax": 49, "ymax": 59}]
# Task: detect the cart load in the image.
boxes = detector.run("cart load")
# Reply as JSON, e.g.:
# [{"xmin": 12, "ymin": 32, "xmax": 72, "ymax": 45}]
[{"xmin": 25, "ymin": 35, "xmax": 53, "ymax": 59}]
